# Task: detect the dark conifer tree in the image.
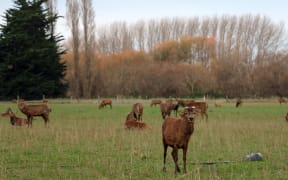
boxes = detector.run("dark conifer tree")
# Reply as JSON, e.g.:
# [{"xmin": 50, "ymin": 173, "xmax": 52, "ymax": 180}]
[{"xmin": 0, "ymin": 0, "xmax": 67, "ymax": 100}]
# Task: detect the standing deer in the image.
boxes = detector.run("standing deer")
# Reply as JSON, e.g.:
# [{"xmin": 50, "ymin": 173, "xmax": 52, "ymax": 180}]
[
  {"xmin": 99, "ymin": 99, "xmax": 112, "ymax": 109},
  {"xmin": 18, "ymin": 101, "xmax": 51, "ymax": 127},
  {"xmin": 162, "ymin": 107, "xmax": 196, "ymax": 174},
  {"xmin": 236, "ymin": 98, "xmax": 242, "ymax": 108}
]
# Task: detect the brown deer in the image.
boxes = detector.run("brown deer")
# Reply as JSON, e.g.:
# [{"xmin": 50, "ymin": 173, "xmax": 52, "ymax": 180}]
[
  {"xmin": 124, "ymin": 112, "xmax": 149, "ymax": 129},
  {"xmin": 1, "ymin": 108, "xmax": 28, "ymax": 126},
  {"xmin": 166, "ymin": 99, "xmax": 180, "ymax": 117},
  {"xmin": 186, "ymin": 101, "xmax": 208, "ymax": 121},
  {"xmin": 160, "ymin": 101, "xmax": 172, "ymax": 119},
  {"xmin": 150, "ymin": 99, "xmax": 162, "ymax": 107},
  {"xmin": 236, "ymin": 98, "xmax": 242, "ymax": 108},
  {"xmin": 279, "ymin": 97, "xmax": 287, "ymax": 105},
  {"xmin": 18, "ymin": 101, "xmax": 51, "ymax": 127},
  {"xmin": 285, "ymin": 113, "xmax": 288, "ymax": 122},
  {"xmin": 132, "ymin": 103, "xmax": 143, "ymax": 121},
  {"xmin": 177, "ymin": 99, "xmax": 193, "ymax": 107},
  {"xmin": 162, "ymin": 107, "xmax": 197, "ymax": 174},
  {"xmin": 98, "ymin": 99, "xmax": 112, "ymax": 109}
]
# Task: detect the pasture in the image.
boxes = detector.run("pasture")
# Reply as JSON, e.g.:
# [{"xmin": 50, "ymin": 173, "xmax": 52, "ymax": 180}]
[{"xmin": 0, "ymin": 99, "xmax": 287, "ymax": 179}]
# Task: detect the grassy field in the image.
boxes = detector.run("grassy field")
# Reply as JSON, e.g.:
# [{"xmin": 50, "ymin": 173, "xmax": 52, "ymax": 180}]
[{"xmin": 0, "ymin": 99, "xmax": 287, "ymax": 179}]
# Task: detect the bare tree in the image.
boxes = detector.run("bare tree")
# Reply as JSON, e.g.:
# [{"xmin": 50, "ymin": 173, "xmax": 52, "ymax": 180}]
[
  {"xmin": 133, "ymin": 20, "xmax": 146, "ymax": 51},
  {"xmin": 170, "ymin": 18, "xmax": 185, "ymax": 40},
  {"xmin": 120, "ymin": 23, "xmax": 133, "ymax": 51},
  {"xmin": 185, "ymin": 17, "xmax": 200, "ymax": 37},
  {"xmin": 97, "ymin": 26, "xmax": 110, "ymax": 54},
  {"xmin": 66, "ymin": 0, "xmax": 81, "ymax": 98},
  {"xmin": 147, "ymin": 20, "xmax": 158, "ymax": 51},
  {"xmin": 81, "ymin": 0, "xmax": 96, "ymax": 98}
]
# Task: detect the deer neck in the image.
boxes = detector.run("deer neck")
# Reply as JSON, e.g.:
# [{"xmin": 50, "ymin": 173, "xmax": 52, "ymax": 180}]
[{"xmin": 183, "ymin": 118, "xmax": 194, "ymax": 135}]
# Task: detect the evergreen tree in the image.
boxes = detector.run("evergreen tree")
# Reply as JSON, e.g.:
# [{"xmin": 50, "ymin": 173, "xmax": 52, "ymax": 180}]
[{"xmin": 0, "ymin": 0, "xmax": 67, "ymax": 100}]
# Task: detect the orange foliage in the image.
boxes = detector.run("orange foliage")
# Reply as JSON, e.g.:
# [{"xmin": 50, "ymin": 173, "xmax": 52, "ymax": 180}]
[
  {"xmin": 152, "ymin": 40, "xmax": 179, "ymax": 62},
  {"xmin": 61, "ymin": 36, "xmax": 217, "ymax": 98},
  {"xmin": 152, "ymin": 35, "xmax": 217, "ymax": 63}
]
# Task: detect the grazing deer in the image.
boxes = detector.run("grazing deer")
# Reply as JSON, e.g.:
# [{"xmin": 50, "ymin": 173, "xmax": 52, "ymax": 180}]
[
  {"xmin": 150, "ymin": 99, "xmax": 162, "ymax": 107},
  {"xmin": 236, "ymin": 98, "xmax": 242, "ymax": 108},
  {"xmin": 99, "ymin": 99, "xmax": 112, "ymax": 109}
]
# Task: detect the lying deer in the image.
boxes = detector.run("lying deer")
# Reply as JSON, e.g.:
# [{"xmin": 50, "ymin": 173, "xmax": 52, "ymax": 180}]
[
  {"xmin": 1, "ymin": 108, "xmax": 28, "ymax": 126},
  {"xmin": 124, "ymin": 112, "xmax": 149, "ymax": 130}
]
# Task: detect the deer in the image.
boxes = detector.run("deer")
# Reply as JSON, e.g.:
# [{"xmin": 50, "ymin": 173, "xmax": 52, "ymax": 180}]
[
  {"xmin": 125, "ymin": 111, "xmax": 149, "ymax": 129},
  {"xmin": 236, "ymin": 98, "xmax": 242, "ymax": 108},
  {"xmin": 1, "ymin": 107, "xmax": 28, "ymax": 126},
  {"xmin": 99, "ymin": 99, "xmax": 112, "ymax": 109},
  {"xmin": 160, "ymin": 101, "xmax": 172, "ymax": 119},
  {"xmin": 132, "ymin": 103, "xmax": 143, "ymax": 121},
  {"xmin": 150, "ymin": 99, "xmax": 162, "ymax": 107},
  {"xmin": 162, "ymin": 106, "xmax": 197, "ymax": 174},
  {"xmin": 18, "ymin": 101, "xmax": 51, "ymax": 127}
]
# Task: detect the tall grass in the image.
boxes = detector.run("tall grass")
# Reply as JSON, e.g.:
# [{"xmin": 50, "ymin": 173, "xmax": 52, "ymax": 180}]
[{"xmin": 0, "ymin": 100, "xmax": 287, "ymax": 179}]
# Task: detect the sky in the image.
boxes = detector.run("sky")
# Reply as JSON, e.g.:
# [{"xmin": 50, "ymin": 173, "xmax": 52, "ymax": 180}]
[{"xmin": 0, "ymin": 0, "xmax": 287, "ymax": 38}]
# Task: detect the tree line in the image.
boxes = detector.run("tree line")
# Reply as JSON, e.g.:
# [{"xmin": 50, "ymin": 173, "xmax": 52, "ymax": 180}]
[{"xmin": 65, "ymin": 12, "xmax": 288, "ymax": 98}]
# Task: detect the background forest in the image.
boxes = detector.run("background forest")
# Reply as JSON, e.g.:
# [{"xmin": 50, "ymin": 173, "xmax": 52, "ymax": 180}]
[{"xmin": 65, "ymin": 13, "xmax": 288, "ymax": 99}]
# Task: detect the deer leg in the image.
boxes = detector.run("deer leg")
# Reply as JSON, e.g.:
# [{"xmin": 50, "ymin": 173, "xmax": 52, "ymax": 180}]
[
  {"xmin": 171, "ymin": 146, "xmax": 180, "ymax": 173},
  {"xmin": 161, "ymin": 112, "xmax": 165, "ymax": 119},
  {"xmin": 28, "ymin": 116, "xmax": 32, "ymax": 128},
  {"xmin": 163, "ymin": 143, "xmax": 168, "ymax": 172},
  {"xmin": 183, "ymin": 147, "xmax": 188, "ymax": 173},
  {"xmin": 43, "ymin": 115, "xmax": 49, "ymax": 127}
]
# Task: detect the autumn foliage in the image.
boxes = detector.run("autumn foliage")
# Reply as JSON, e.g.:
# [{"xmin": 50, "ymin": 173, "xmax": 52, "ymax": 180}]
[{"xmin": 62, "ymin": 15, "xmax": 288, "ymax": 98}]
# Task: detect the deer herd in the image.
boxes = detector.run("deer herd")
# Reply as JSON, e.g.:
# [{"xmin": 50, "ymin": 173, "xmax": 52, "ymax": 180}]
[
  {"xmin": 1, "ymin": 97, "xmax": 287, "ymax": 174},
  {"xmin": 1, "ymin": 99, "xmax": 51, "ymax": 127}
]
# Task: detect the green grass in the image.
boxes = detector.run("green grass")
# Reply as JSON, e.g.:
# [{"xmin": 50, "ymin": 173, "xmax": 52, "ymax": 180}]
[{"xmin": 0, "ymin": 100, "xmax": 288, "ymax": 179}]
